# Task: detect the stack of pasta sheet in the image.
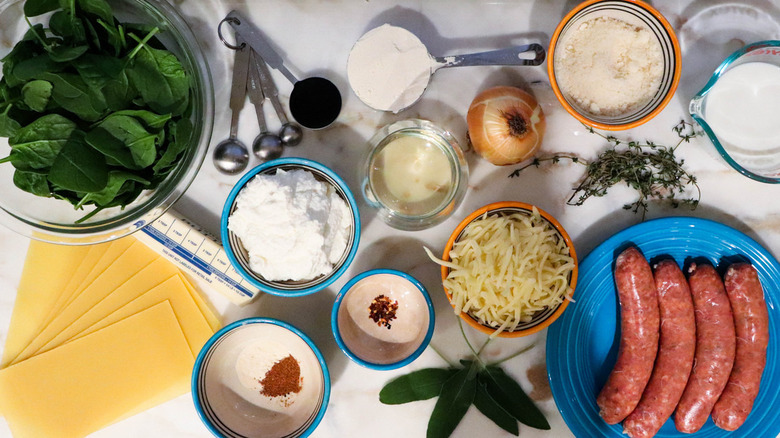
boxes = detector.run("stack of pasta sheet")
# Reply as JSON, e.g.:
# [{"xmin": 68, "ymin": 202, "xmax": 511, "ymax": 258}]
[{"xmin": 0, "ymin": 236, "xmax": 221, "ymax": 438}]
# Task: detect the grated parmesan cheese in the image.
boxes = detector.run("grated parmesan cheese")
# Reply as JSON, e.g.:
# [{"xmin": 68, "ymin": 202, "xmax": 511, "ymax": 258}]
[
  {"xmin": 554, "ymin": 16, "xmax": 664, "ymax": 116},
  {"xmin": 426, "ymin": 208, "xmax": 575, "ymax": 337}
]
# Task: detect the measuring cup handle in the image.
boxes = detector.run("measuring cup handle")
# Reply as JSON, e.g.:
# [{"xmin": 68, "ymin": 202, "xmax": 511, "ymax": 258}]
[{"xmin": 435, "ymin": 43, "xmax": 546, "ymax": 70}]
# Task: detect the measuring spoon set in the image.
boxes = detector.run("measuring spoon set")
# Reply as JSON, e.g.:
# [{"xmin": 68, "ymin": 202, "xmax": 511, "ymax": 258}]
[{"xmin": 213, "ymin": 12, "xmax": 343, "ymax": 175}]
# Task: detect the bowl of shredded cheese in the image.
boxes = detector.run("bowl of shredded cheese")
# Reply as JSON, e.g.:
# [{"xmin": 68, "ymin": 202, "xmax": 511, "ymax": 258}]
[
  {"xmin": 547, "ymin": 0, "xmax": 681, "ymax": 130},
  {"xmin": 221, "ymin": 158, "xmax": 361, "ymax": 297},
  {"xmin": 427, "ymin": 202, "xmax": 577, "ymax": 338}
]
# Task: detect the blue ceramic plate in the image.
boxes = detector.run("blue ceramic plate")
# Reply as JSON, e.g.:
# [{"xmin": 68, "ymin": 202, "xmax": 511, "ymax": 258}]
[{"xmin": 547, "ymin": 217, "xmax": 780, "ymax": 438}]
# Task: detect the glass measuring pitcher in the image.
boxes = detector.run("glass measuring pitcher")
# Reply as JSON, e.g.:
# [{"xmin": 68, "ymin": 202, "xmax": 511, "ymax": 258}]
[{"xmin": 689, "ymin": 40, "xmax": 780, "ymax": 183}]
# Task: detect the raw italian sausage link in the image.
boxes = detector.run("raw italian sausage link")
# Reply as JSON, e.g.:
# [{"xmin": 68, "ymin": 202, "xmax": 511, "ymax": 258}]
[
  {"xmin": 623, "ymin": 260, "xmax": 696, "ymax": 438},
  {"xmin": 711, "ymin": 263, "xmax": 769, "ymax": 431},
  {"xmin": 674, "ymin": 263, "xmax": 736, "ymax": 433},
  {"xmin": 597, "ymin": 246, "xmax": 660, "ymax": 425}
]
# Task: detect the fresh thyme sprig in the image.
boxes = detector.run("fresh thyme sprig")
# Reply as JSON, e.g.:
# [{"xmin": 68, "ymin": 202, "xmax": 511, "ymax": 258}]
[{"xmin": 509, "ymin": 120, "xmax": 702, "ymax": 219}]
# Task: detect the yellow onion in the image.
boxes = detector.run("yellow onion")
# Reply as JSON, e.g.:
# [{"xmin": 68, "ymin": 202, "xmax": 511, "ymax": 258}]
[{"xmin": 466, "ymin": 86, "xmax": 546, "ymax": 166}]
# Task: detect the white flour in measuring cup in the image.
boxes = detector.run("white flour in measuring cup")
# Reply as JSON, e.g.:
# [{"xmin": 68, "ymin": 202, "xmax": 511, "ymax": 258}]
[{"xmin": 347, "ymin": 24, "xmax": 433, "ymax": 113}]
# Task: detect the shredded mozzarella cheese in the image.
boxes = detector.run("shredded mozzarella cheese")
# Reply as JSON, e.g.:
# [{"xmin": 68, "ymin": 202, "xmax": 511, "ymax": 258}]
[{"xmin": 426, "ymin": 208, "xmax": 575, "ymax": 337}]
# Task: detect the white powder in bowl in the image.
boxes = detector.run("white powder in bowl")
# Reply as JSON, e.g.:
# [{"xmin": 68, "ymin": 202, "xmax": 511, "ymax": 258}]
[
  {"xmin": 554, "ymin": 16, "xmax": 664, "ymax": 116},
  {"xmin": 347, "ymin": 24, "xmax": 433, "ymax": 113},
  {"xmin": 228, "ymin": 169, "xmax": 352, "ymax": 282}
]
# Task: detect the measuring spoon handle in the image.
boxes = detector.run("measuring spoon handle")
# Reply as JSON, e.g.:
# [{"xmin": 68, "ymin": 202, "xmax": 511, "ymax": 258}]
[
  {"xmin": 251, "ymin": 50, "xmax": 291, "ymax": 125},
  {"xmin": 246, "ymin": 53, "xmax": 270, "ymax": 132},
  {"xmin": 226, "ymin": 10, "xmax": 299, "ymax": 85},
  {"xmin": 433, "ymin": 43, "xmax": 546, "ymax": 71},
  {"xmin": 228, "ymin": 34, "xmax": 251, "ymax": 138}
]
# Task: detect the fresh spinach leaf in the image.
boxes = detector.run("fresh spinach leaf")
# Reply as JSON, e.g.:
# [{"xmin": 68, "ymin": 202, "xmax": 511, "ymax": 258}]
[
  {"xmin": 427, "ymin": 366, "xmax": 477, "ymax": 438},
  {"xmin": 473, "ymin": 379, "xmax": 519, "ymax": 436},
  {"xmin": 4, "ymin": 114, "xmax": 76, "ymax": 169},
  {"xmin": 152, "ymin": 117, "xmax": 189, "ymax": 173},
  {"xmin": 12, "ymin": 54, "xmax": 60, "ymax": 83},
  {"xmin": 21, "ymin": 80, "xmax": 52, "ymax": 112},
  {"xmin": 480, "ymin": 366, "xmax": 550, "ymax": 430},
  {"xmin": 0, "ymin": 106, "xmax": 22, "ymax": 137},
  {"xmin": 84, "ymin": 126, "xmax": 138, "ymax": 169},
  {"xmin": 49, "ymin": 44, "xmax": 89, "ymax": 63},
  {"xmin": 111, "ymin": 109, "xmax": 171, "ymax": 130},
  {"xmin": 23, "ymin": 0, "xmax": 60, "ymax": 17},
  {"xmin": 90, "ymin": 113, "xmax": 159, "ymax": 168},
  {"xmin": 380, "ymin": 368, "xmax": 458, "ymax": 405},
  {"xmin": 47, "ymin": 132, "xmax": 108, "ymax": 192},
  {"xmin": 13, "ymin": 169, "xmax": 51, "ymax": 197},
  {"xmin": 49, "ymin": 10, "xmax": 87, "ymax": 43},
  {"xmin": 38, "ymin": 71, "xmax": 107, "ymax": 122},
  {"xmin": 77, "ymin": 170, "xmax": 148, "ymax": 207},
  {"xmin": 127, "ymin": 45, "xmax": 189, "ymax": 115},
  {"xmin": 76, "ymin": 0, "xmax": 113, "ymax": 24}
]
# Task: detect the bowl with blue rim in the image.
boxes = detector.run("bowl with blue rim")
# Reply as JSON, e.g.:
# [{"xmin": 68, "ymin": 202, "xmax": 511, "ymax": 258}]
[{"xmin": 221, "ymin": 157, "xmax": 360, "ymax": 297}]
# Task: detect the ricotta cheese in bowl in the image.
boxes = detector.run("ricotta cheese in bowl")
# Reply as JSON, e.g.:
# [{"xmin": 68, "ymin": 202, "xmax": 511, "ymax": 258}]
[
  {"xmin": 221, "ymin": 158, "xmax": 361, "ymax": 297},
  {"xmin": 332, "ymin": 269, "xmax": 435, "ymax": 370}
]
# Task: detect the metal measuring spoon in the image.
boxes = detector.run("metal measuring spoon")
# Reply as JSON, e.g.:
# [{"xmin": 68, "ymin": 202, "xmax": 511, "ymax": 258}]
[
  {"xmin": 247, "ymin": 52, "xmax": 283, "ymax": 162},
  {"xmin": 347, "ymin": 24, "xmax": 546, "ymax": 113},
  {"xmin": 213, "ymin": 34, "xmax": 250, "ymax": 175},
  {"xmin": 250, "ymin": 48, "xmax": 303, "ymax": 146},
  {"xmin": 223, "ymin": 11, "xmax": 342, "ymax": 129}
]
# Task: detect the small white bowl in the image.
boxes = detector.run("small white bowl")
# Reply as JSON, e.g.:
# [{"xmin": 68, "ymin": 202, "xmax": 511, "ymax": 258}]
[
  {"xmin": 331, "ymin": 269, "xmax": 435, "ymax": 370},
  {"xmin": 192, "ymin": 318, "xmax": 329, "ymax": 438}
]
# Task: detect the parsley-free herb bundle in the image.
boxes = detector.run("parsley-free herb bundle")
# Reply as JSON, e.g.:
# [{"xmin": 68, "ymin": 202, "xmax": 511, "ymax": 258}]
[
  {"xmin": 0, "ymin": 0, "xmax": 193, "ymax": 221},
  {"xmin": 380, "ymin": 324, "xmax": 549, "ymax": 437},
  {"xmin": 509, "ymin": 120, "xmax": 701, "ymax": 219}
]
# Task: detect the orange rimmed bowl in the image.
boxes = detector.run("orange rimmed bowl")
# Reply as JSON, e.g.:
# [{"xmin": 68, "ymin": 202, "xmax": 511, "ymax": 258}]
[
  {"xmin": 548, "ymin": 0, "xmax": 681, "ymax": 130},
  {"xmin": 440, "ymin": 202, "xmax": 578, "ymax": 338}
]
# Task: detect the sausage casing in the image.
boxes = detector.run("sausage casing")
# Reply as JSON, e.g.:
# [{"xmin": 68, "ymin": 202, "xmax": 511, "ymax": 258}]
[
  {"xmin": 674, "ymin": 263, "xmax": 736, "ymax": 433},
  {"xmin": 623, "ymin": 260, "xmax": 696, "ymax": 438},
  {"xmin": 711, "ymin": 263, "xmax": 769, "ymax": 431},
  {"xmin": 597, "ymin": 246, "xmax": 660, "ymax": 425}
]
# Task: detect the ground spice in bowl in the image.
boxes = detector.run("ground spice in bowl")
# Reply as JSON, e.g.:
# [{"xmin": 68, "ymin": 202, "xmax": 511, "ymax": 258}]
[{"xmin": 260, "ymin": 355, "xmax": 303, "ymax": 398}]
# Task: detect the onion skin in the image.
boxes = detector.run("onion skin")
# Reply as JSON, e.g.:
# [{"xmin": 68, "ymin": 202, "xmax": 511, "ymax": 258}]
[{"xmin": 467, "ymin": 86, "xmax": 546, "ymax": 166}]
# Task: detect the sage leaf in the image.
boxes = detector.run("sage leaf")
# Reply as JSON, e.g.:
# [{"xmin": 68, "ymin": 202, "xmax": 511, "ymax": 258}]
[
  {"xmin": 427, "ymin": 367, "xmax": 477, "ymax": 438},
  {"xmin": 48, "ymin": 132, "xmax": 108, "ymax": 192},
  {"xmin": 473, "ymin": 380, "xmax": 519, "ymax": 436},
  {"xmin": 380, "ymin": 368, "xmax": 457, "ymax": 405},
  {"xmin": 480, "ymin": 366, "xmax": 550, "ymax": 430},
  {"xmin": 22, "ymin": 80, "xmax": 52, "ymax": 112}
]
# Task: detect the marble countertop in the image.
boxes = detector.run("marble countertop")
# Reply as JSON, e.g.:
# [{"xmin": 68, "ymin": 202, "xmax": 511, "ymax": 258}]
[{"xmin": 3, "ymin": 0, "xmax": 780, "ymax": 437}]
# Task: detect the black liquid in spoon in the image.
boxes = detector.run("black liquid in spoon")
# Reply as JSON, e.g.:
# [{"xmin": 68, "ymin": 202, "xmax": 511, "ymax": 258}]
[{"xmin": 289, "ymin": 77, "xmax": 342, "ymax": 130}]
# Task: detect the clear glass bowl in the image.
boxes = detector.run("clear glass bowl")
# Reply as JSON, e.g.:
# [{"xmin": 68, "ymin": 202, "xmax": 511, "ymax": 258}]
[
  {"xmin": 0, "ymin": 0, "xmax": 214, "ymax": 244},
  {"xmin": 360, "ymin": 119, "xmax": 468, "ymax": 231}
]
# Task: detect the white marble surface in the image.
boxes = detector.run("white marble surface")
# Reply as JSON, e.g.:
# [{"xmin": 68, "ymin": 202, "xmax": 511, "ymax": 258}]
[{"xmin": 2, "ymin": 0, "xmax": 780, "ymax": 437}]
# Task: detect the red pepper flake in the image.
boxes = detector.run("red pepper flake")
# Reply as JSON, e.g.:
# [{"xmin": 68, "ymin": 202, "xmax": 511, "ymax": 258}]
[
  {"xmin": 368, "ymin": 294, "xmax": 399, "ymax": 329},
  {"xmin": 260, "ymin": 355, "xmax": 302, "ymax": 398}
]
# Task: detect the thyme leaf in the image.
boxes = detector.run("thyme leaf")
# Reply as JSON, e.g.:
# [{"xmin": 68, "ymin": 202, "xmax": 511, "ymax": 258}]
[{"xmin": 509, "ymin": 120, "xmax": 702, "ymax": 219}]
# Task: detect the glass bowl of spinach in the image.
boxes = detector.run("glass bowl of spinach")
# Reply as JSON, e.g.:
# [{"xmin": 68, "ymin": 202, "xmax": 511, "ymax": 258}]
[{"xmin": 0, "ymin": 0, "xmax": 213, "ymax": 243}]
